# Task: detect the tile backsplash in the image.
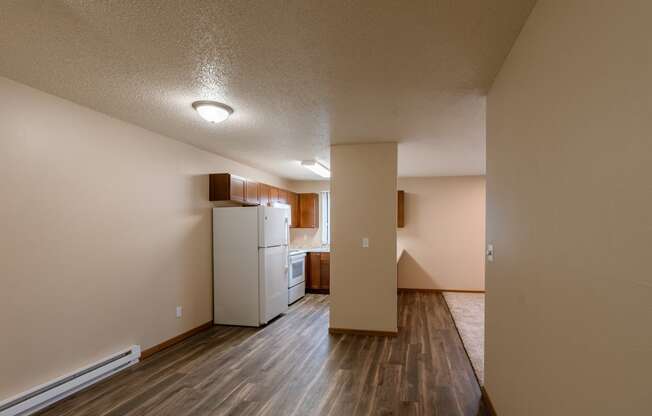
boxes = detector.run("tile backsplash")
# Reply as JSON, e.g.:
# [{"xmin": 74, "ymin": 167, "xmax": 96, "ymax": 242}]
[{"xmin": 290, "ymin": 228, "xmax": 323, "ymax": 249}]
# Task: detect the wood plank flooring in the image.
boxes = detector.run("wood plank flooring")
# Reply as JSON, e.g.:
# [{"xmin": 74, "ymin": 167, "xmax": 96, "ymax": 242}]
[{"xmin": 38, "ymin": 293, "xmax": 487, "ymax": 416}]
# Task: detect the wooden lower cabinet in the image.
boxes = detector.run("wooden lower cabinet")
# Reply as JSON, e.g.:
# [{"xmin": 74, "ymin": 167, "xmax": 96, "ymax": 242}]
[
  {"xmin": 307, "ymin": 252, "xmax": 320, "ymax": 290},
  {"xmin": 306, "ymin": 251, "xmax": 330, "ymax": 294},
  {"xmin": 319, "ymin": 253, "xmax": 330, "ymax": 290}
]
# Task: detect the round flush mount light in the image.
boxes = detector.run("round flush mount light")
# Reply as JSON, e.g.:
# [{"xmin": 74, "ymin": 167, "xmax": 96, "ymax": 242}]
[{"xmin": 191, "ymin": 100, "xmax": 233, "ymax": 123}]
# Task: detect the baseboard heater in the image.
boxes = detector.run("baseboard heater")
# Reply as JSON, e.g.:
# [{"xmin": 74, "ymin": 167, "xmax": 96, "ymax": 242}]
[{"xmin": 0, "ymin": 345, "xmax": 140, "ymax": 416}]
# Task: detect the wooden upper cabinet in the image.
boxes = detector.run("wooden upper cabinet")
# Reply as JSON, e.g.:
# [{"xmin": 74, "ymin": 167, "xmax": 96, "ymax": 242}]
[
  {"xmin": 209, "ymin": 173, "xmax": 247, "ymax": 203},
  {"xmin": 287, "ymin": 192, "xmax": 299, "ymax": 228},
  {"xmin": 269, "ymin": 187, "xmax": 279, "ymax": 205},
  {"xmin": 230, "ymin": 175, "xmax": 246, "ymax": 202},
  {"xmin": 210, "ymin": 174, "xmax": 322, "ymax": 219},
  {"xmin": 246, "ymin": 180, "xmax": 259, "ymax": 205},
  {"xmin": 258, "ymin": 183, "xmax": 270, "ymax": 206},
  {"xmin": 298, "ymin": 193, "xmax": 319, "ymax": 228},
  {"xmin": 397, "ymin": 190, "xmax": 405, "ymax": 228},
  {"xmin": 277, "ymin": 189, "xmax": 288, "ymax": 205}
]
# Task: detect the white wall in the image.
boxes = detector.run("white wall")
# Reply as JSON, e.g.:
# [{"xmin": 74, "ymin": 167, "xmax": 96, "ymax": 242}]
[
  {"xmin": 397, "ymin": 176, "xmax": 485, "ymax": 291},
  {"xmin": 0, "ymin": 76, "xmax": 289, "ymax": 398},
  {"xmin": 486, "ymin": 1, "xmax": 652, "ymax": 414},
  {"xmin": 330, "ymin": 143, "xmax": 397, "ymax": 333}
]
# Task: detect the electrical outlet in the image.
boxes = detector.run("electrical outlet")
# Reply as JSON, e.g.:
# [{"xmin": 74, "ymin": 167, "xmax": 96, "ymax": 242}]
[
  {"xmin": 362, "ymin": 237, "xmax": 369, "ymax": 248},
  {"xmin": 176, "ymin": 306, "xmax": 182, "ymax": 318},
  {"xmin": 486, "ymin": 244, "xmax": 494, "ymax": 262}
]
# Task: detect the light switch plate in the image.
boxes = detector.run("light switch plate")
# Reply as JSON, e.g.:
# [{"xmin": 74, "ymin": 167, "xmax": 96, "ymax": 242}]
[
  {"xmin": 362, "ymin": 237, "xmax": 369, "ymax": 248},
  {"xmin": 176, "ymin": 306, "xmax": 183, "ymax": 318},
  {"xmin": 486, "ymin": 244, "xmax": 494, "ymax": 262}
]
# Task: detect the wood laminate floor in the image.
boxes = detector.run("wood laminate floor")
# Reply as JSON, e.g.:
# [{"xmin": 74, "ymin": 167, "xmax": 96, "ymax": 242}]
[{"xmin": 38, "ymin": 293, "xmax": 487, "ymax": 416}]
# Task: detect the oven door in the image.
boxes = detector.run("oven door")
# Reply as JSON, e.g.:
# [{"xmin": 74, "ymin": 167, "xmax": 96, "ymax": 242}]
[{"xmin": 289, "ymin": 253, "xmax": 306, "ymax": 288}]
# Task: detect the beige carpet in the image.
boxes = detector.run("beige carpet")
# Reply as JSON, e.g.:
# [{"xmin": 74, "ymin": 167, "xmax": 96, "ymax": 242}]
[{"xmin": 443, "ymin": 292, "xmax": 485, "ymax": 385}]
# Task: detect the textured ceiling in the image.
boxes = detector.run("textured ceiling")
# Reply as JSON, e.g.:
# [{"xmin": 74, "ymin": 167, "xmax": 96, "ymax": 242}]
[{"xmin": 0, "ymin": 0, "xmax": 535, "ymax": 179}]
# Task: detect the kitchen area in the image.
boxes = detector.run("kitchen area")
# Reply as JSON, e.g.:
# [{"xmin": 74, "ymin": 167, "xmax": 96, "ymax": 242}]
[
  {"xmin": 209, "ymin": 173, "xmax": 330, "ymax": 327},
  {"xmin": 288, "ymin": 247, "xmax": 330, "ymax": 297},
  {"xmin": 287, "ymin": 180, "xmax": 331, "ymax": 297}
]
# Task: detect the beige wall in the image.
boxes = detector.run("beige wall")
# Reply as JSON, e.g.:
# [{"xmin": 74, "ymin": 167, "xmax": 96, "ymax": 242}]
[
  {"xmin": 330, "ymin": 143, "xmax": 397, "ymax": 333},
  {"xmin": 486, "ymin": 1, "xmax": 652, "ymax": 415},
  {"xmin": 0, "ymin": 76, "xmax": 289, "ymax": 399},
  {"xmin": 397, "ymin": 176, "xmax": 485, "ymax": 291},
  {"xmin": 287, "ymin": 180, "xmax": 330, "ymax": 249}
]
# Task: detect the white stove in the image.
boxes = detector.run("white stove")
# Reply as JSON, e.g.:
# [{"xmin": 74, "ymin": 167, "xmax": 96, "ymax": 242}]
[{"xmin": 288, "ymin": 251, "xmax": 306, "ymax": 304}]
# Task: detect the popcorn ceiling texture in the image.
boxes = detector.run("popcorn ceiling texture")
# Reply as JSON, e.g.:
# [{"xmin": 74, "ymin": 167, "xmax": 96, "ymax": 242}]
[{"xmin": 0, "ymin": 0, "xmax": 535, "ymax": 179}]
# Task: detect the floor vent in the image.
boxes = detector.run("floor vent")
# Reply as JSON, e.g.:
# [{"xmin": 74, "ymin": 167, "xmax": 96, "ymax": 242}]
[{"xmin": 0, "ymin": 345, "xmax": 140, "ymax": 416}]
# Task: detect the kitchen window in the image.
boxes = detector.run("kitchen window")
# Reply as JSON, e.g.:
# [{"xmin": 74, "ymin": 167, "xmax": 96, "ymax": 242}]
[{"xmin": 320, "ymin": 191, "xmax": 330, "ymax": 245}]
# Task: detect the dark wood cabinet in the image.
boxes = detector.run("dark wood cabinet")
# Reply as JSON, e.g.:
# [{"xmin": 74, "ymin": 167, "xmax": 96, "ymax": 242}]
[
  {"xmin": 319, "ymin": 252, "xmax": 330, "ymax": 290},
  {"xmin": 209, "ymin": 173, "xmax": 250, "ymax": 204},
  {"xmin": 246, "ymin": 180, "xmax": 259, "ymax": 205},
  {"xmin": 308, "ymin": 252, "xmax": 321, "ymax": 290},
  {"xmin": 298, "ymin": 193, "xmax": 319, "ymax": 228},
  {"xmin": 287, "ymin": 192, "xmax": 299, "ymax": 228},
  {"xmin": 306, "ymin": 251, "xmax": 329, "ymax": 293},
  {"xmin": 397, "ymin": 190, "xmax": 405, "ymax": 228},
  {"xmin": 277, "ymin": 189, "xmax": 288, "ymax": 205},
  {"xmin": 230, "ymin": 176, "xmax": 246, "ymax": 202},
  {"xmin": 210, "ymin": 175, "xmax": 318, "ymax": 227},
  {"xmin": 269, "ymin": 187, "xmax": 279, "ymax": 205},
  {"xmin": 258, "ymin": 183, "xmax": 270, "ymax": 206}
]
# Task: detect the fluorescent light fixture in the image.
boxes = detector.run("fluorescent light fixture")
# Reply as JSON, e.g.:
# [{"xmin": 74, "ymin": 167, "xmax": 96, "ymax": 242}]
[
  {"xmin": 192, "ymin": 100, "xmax": 233, "ymax": 123},
  {"xmin": 301, "ymin": 160, "xmax": 331, "ymax": 178}
]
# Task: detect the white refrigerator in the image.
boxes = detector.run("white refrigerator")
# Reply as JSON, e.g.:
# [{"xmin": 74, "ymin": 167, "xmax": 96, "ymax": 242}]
[{"xmin": 213, "ymin": 206, "xmax": 289, "ymax": 326}]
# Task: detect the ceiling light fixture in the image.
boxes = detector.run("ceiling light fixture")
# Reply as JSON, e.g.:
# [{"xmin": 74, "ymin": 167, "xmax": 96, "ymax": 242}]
[
  {"xmin": 301, "ymin": 160, "xmax": 331, "ymax": 178},
  {"xmin": 192, "ymin": 100, "xmax": 233, "ymax": 123}
]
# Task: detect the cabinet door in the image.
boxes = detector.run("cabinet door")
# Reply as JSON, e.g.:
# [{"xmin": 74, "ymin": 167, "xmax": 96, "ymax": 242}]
[
  {"xmin": 209, "ymin": 173, "xmax": 230, "ymax": 201},
  {"xmin": 278, "ymin": 189, "xmax": 288, "ymax": 204},
  {"xmin": 258, "ymin": 183, "xmax": 270, "ymax": 206},
  {"xmin": 287, "ymin": 192, "xmax": 299, "ymax": 228},
  {"xmin": 299, "ymin": 193, "xmax": 319, "ymax": 228},
  {"xmin": 319, "ymin": 252, "xmax": 330, "ymax": 290},
  {"xmin": 230, "ymin": 175, "xmax": 246, "ymax": 203},
  {"xmin": 269, "ymin": 187, "xmax": 279, "ymax": 204},
  {"xmin": 245, "ymin": 180, "xmax": 259, "ymax": 205},
  {"xmin": 308, "ymin": 252, "xmax": 321, "ymax": 290}
]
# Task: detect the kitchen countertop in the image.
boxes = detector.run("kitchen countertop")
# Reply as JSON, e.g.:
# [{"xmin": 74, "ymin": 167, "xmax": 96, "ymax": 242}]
[{"xmin": 289, "ymin": 247, "xmax": 330, "ymax": 255}]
